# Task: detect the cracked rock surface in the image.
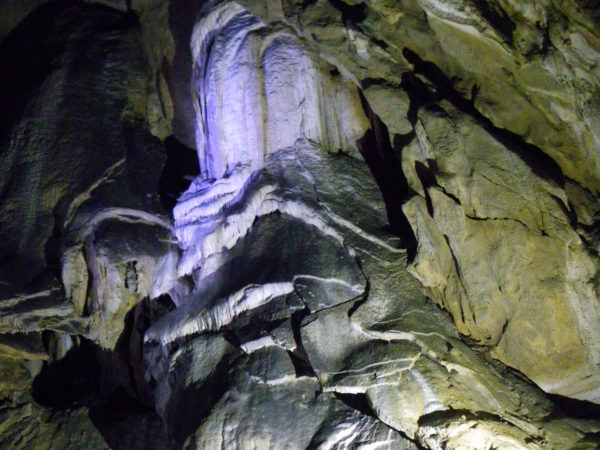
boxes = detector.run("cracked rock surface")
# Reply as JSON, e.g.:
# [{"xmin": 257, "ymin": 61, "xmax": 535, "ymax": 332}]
[
  {"xmin": 3, "ymin": 0, "xmax": 600, "ymax": 449},
  {"xmin": 234, "ymin": 0, "xmax": 600, "ymax": 403}
]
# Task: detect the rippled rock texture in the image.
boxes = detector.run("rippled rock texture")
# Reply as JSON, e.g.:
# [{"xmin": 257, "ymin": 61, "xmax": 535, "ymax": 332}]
[
  {"xmin": 235, "ymin": 0, "xmax": 600, "ymax": 403},
  {"xmin": 3, "ymin": 0, "xmax": 600, "ymax": 449}
]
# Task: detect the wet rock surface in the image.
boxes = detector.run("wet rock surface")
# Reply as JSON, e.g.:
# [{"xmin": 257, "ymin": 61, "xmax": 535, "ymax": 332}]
[
  {"xmin": 3, "ymin": 1, "xmax": 600, "ymax": 449},
  {"xmin": 232, "ymin": 0, "xmax": 600, "ymax": 402}
]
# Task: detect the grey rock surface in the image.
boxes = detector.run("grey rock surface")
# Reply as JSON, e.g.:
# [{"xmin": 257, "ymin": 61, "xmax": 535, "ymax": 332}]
[
  {"xmin": 232, "ymin": 0, "xmax": 600, "ymax": 403},
  {"xmin": 0, "ymin": 3, "xmax": 172, "ymax": 448},
  {"xmin": 3, "ymin": 1, "xmax": 600, "ymax": 449}
]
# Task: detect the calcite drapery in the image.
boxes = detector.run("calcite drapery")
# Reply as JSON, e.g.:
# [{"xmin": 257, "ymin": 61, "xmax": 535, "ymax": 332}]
[{"xmin": 3, "ymin": 0, "xmax": 600, "ymax": 449}]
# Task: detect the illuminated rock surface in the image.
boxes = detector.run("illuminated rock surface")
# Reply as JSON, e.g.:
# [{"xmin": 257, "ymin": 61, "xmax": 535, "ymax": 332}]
[{"xmin": 2, "ymin": 1, "xmax": 600, "ymax": 449}]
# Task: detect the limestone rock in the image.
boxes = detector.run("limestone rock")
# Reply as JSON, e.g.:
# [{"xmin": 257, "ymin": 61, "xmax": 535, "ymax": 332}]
[
  {"xmin": 140, "ymin": 3, "xmax": 600, "ymax": 448},
  {"xmin": 183, "ymin": 346, "xmax": 417, "ymax": 450},
  {"xmin": 4, "ymin": 1, "xmax": 600, "ymax": 449},
  {"xmin": 233, "ymin": 0, "xmax": 600, "ymax": 404},
  {"xmin": 146, "ymin": 140, "xmax": 600, "ymax": 447},
  {"xmin": 188, "ymin": 1, "xmax": 369, "ymax": 180},
  {"xmin": 0, "ymin": 4, "xmax": 174, "ymax": 447},
  {"xmin": 0, "ymin": 337, "xmax": 109, "ymax": 450},
  {"xmin": 400, "ymin": 100, "xmax": 600, "ymax": 400}
]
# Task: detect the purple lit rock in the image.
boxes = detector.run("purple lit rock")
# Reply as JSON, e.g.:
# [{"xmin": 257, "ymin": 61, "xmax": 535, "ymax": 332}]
[
  {"xmin": 4, "ymin": 1, "xmax": 600, "ymax": 449},
  {"xmin": 190, "ymin": 1, "xmax": 369, "ymax": 179}
]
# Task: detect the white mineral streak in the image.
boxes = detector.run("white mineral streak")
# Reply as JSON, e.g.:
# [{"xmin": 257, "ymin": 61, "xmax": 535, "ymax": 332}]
[
  {"xmin": 175, "ymin": 183, "xmax": 276, "ymax": 275},
  {"xmin": 240, "ymin": 335, "xmax": 277, "ymax": 353},
  {"xmin": 293, "ymin": 275, "xmax": 364, "ymax": 297},
  {"xmin": 151, "ymin": 282, "xmax": 294, "ymax": 346},
  {"xmin": 64, "ymin": 158, "xmax": 126, "ymax": 227},
  {"xmin": 324, "ymin": 209, "xmax": 405, "ymax": 254},
  {"xmin": 358, "ymin": 438, "xmax": 400, "ymax": 450},
  {"xmin": 358, "ymin": 326, "xmax": 453, "ymax": 355},
  {"xmin": 318, "ymin": 421, "xmax": 360, "ymax": 450},
  {"xmin": 279, "ymin": 200, "xmax": 344, "ymax": 243},
  {"xmin": 173, "ymin": 164, "xmax": 255, "ymax": 227},
  {"xmin": 409, "ymin": 369, "xmax": 447, "ymax": 414},
  {"xmin": 174, "ymin": 174, "xmax": 345, "ymax": 278},
  {"xmin": 418, "ymin": 0, "xmax": 473, "ymax": 24},
  {"xmin": 74, "ymin": 207, "xmax": 172, "ymax": 242},
  {"xmin": 0, "ymin": 288, "xmax": 59, "ymax": 309},
  {"xmin": 249, "ymin": 374, "xmax": 316, "ymax": 387},
  {"xmin": 328, "ymin": 359, "xmax": 417, "ymax": 377}
]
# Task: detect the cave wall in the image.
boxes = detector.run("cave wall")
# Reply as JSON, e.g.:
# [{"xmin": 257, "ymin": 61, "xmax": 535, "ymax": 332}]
[
  {"xmin": 232, "ymin": 0, "xmax": 600, "ymax": 402},
  {"xmin": 2, "ymin": 0, "xmax": 600, "ymax": 449}
]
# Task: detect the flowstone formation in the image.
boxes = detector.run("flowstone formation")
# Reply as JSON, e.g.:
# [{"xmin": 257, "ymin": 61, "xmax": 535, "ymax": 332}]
[
  {"xmin": 233, "ymin": 0, "xmax": 600, "ymax": 403},
  {"xmin": 3, "ymin": 0, "xmax": 600, "ymax": 449}
]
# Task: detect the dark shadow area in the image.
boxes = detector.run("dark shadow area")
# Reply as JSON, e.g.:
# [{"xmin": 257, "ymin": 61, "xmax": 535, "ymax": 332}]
[
  {"xmin": 574, "ymin": 0, "xmax": 600, "ymax": 26},
  {"xmin": 288, "ymin": 349, "xmax": 318, "ymax": 378},
  {"xmin": 580, "ymin": 219, "xmax": 600, "ymax": 258},
  {"xmin": 32, "ymin": 338, "xmax": 102, "ymax": 409},
  {"xmin": 347, "ymin": 272, "xmax": 369, "ymax": 318},
  {"xmin": 223, "ymin": 292, "xmax": 305, "ymax": 349},
  {"xmin": 168, "ymin": 0, "xmax": 203, "ymax": 148},
  {"xmin": 228, "ymin": 316, "xmax": 286, "ymax": 345},
  {"xmin": 482, "ymin": 355, "xmax": 600, "ymax": 428},
  {"xmin": 0, "ymin": 0, "xmax": 73, "ymax": 140},
  {"xmin": 471, "ymin": 1, "xmax": 515, "ymax": 45},
  {"xmin": 0, "ymin": 0, "xmax": 137, "ymax": 141},
  {"xmin": 548, "ymin": 393, "xmax": 600, "ymax": 420},
  {"xmin": 328, "ymin": 0, "xmax": 367, "ymax": 24},
  {"xmin": 44, "ymin": 196, "xmax": 74, "ymax": 280},
  {"xmin": 334, "ymin": 392, "xmax": 377, "ymax": 418},
  {"xmin": 114, "ymin": 295, "xmax": 175, "ymax": 403},
  {"xmin": 33, "ymin": 297, "xmax": 175, "ymax": 449},
  {"xmin": 417, "ymin": 408, "xmax": 514, "ymax": 427},
  {"xmin": 289, "ymin": 307, "xmax": 318, "ymax": 378},
  {"xmin": 88, "ymin": 386, "xmax": 167, "ymax": 450},
  {"xmin": 159, "ymin": 135, "xmax": 200, "ymax": 214},
  {"xmin": 357, "ymin": 90, "xmax": 418, "ymax": 259},
  {"xmin": 402, "ymin": 47, "xmax": 565, "ymax": 188},
  {"xmin": 414, "ymin": 161, "xmax": 436, "ymax": 216},
  {"xmin": 400, "ymin": 72, "xmax": 441, "ymax": 127}
]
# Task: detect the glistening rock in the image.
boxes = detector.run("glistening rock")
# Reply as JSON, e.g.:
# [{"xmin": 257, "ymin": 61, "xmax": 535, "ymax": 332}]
[{"xmin": 3, "ymin": 1, "xmax": 600, "ymax": 449}]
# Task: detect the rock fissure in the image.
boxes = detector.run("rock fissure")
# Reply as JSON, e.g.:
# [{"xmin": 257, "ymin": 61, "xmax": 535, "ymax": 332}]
[
  {"xmin": 402, "ymin": 47, "xmax": 565, "ymax": 187},
  {"xmin": 3, "ymin": 1, "xmax": 600, "ymax": 448},
  {"xmin": 464, "ymin": 213, "xmax": 529, "ymax": 229}
]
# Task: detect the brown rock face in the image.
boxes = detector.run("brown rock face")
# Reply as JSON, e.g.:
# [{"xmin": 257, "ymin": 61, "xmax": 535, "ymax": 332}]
[
  {"xmin": 233, "ymin": 0, "xmax": 600, "ymax": 402},
  {"xmin": 3, "ymin": 1, "xmax": 600, "ymax": 449}
]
